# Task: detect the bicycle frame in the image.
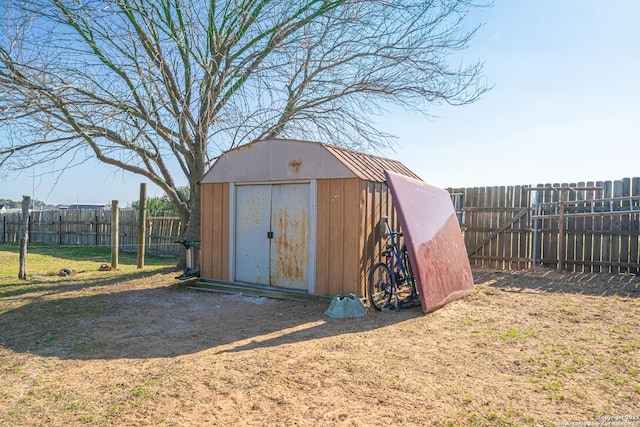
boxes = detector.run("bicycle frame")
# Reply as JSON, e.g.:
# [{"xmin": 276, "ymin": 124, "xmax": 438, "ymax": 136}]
[
  {"xmin": 383, "ymin": 220, "xmax": 411, "ymax": 310},
  {"xmin": 368, "ymin": 218, "xmax": 419, "ymax": 311}
]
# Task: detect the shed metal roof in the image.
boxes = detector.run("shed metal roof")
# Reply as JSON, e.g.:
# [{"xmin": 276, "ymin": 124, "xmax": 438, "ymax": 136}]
[
  {"xmin": 321, "ymin": 143, "xmax": 422, "ymax": 182},
  {"xmin": 201, "ymin": 139, "xmax": 422, "ymax": 184}
]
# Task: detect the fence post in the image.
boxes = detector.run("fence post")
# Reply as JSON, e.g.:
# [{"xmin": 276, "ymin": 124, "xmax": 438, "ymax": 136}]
[
  {"xmin": 18, "ymin": 196, "xmax": 30, "ymax": 280},
  {"xmin": 137, "ymin": 183, "xmax": 147, "ymax": 269},
  {"xmin": 95, "ymin": 212, "xmax": 99, "ymax": 246},
  {"xmin": 111, "ymin": 200, "xmax": 119, "ymax": 270}
]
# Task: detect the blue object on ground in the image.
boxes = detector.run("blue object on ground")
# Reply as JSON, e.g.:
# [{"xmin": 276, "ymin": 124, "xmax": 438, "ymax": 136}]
[{"xmin": 325, "ymin": 294, "xmax": 366, "ymax": 318}]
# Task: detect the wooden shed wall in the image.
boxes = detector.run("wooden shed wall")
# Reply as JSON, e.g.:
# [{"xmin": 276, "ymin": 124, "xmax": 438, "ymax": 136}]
[
  {"xmin": 200, "ymin": 182, "xmax": 230, "ymax": 280},
  {"xmin": 314, "ymin": 178, "xmax": 398, "ymax": 297},
  {"xmin": 361, "ymin": 180, "xmax": 400, "ymax": 291},
  {"xmin": 315, "ymin": 178, "xmax": 361, "ymax": 296}
]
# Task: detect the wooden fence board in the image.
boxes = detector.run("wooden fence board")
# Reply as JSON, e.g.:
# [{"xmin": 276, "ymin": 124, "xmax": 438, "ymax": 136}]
[
  {"xmin": 583, "ymin": 182, "xmax": 594, "ymax": 272},
  {"xmin": 539, "ymin": 183, "xmax": 553, "ymax": 265},
  {"xmin": 631, "ymin": 178, "xmax": 640, "ymax": 270},
  {"xmin": 497, "ymin": 186, "xmax": 507, "ymax": 269}
]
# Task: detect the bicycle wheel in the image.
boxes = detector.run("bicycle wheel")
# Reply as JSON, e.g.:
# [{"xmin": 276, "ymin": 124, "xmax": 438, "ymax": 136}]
[
  {"xmin": 368, "ymin": 262, "xmax": 392, "ymax": 311},
  {"xmin": 401, "ymin": 250, "xmax": 419, "ymax": 304}
]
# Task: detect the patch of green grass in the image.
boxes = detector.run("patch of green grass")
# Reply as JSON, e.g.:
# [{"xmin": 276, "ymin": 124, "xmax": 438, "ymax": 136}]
[
  {"xmin": 501, "ymin": 326, "xmax": 538, "ymax": 341},
  {"xmin": 48, "ymin": 390, "xmax": 92, "ymax": 412},
  {"xmin": 107, "ymin": 404, "xmax": 122, "ymax": 417},
  {"xmin": 51, "ymin": 299, "xmax": 104, "ymax": 318},
  {"xmin": 0, "ymin": 410, "xmax": 25, "ymax": 425},
  {"xmin": 541, "ymin": 378, "xmax": 561, "ymax": 391},
  {"xmin": 0, "ymin": 243, "xmax": 178, "ymax": 283},
  {"xmin": 471, "ymin": 327, "xmax": 494, "ymax": 339},
  {"xmin": 559, "ymin": 305, "xmax": 580, "ymax": 316},
  {"xmin": 12, "ymin": 361, "xmax": 28, "ymax": 375},
  {"xmin": 0, "ymin": 244, "xmax": 179, "ymax": 317},
  {"xmin": 77, "ymin": 413, "xmax": 99, "ymax": 423},
  {"xmin": 620, "ymin": 341, "xmax": 640, "ymax": 353},
  {"xmin": 542, "ymin": 384, "xmax": 565, "ymax": 400},
  {"xmin": 134, "ymin": 377, "xmax": 160, "ymax": 395},
  {"xmin": 464, "ymin": 409, "xmax": 528, "ymax": 426},
  {"xmin": 502, "ymin": 327, "xmax": 519, "ymax": 340},
  {"xmin": 602, "ymin": 368, "xmax": 632, "ymax": 388},
  {"xmin": 0, "ymin": 244, "xmax": 178, "ymax": 358}
]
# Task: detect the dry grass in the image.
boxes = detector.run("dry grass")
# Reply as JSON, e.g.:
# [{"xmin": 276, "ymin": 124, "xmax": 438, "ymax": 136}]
[{"xmin": 1, "ymin": 263, "xmax": 639, "ymax": 426}]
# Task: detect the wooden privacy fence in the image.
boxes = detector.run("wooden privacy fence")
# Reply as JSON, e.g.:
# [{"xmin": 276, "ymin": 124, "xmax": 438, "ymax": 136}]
[
  {"xmin": 0, "ymin": 209, "xmax": 183, "ymax": 257},
  {"xmin": 450, "ymin": 177, "xmax": 640, "ymax": 274}
]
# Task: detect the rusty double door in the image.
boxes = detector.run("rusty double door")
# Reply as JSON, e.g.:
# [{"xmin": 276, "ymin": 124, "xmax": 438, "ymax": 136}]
[{"xmin": 234, "ymin": 183, "xmax": 311, "ymax": 290}]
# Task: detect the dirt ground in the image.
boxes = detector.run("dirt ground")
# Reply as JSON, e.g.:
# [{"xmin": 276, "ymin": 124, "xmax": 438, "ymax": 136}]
[{"xmin": 1, "ymin": 267, "xmax": 639, "ymax": 426}]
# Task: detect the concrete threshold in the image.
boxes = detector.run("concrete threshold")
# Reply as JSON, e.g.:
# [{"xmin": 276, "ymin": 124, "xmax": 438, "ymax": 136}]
[{"xmin": 190, "ymin": 279, "xmax": 333, "ymax": 303}]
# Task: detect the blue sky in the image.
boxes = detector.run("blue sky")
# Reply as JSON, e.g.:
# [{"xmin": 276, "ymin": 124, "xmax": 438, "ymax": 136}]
[
  {"xmin": 2, "ymin": 0, "xmax": 639, "ymax": 205},
  {"xmin": 391, "ymin": 0, "xmax": 640, "ymax": 189}
]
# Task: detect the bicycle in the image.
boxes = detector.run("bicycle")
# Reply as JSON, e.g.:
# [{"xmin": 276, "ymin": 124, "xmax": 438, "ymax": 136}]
[{"xmin": 368, "ymin": 218, "xmax": 419, "ymax": 311}]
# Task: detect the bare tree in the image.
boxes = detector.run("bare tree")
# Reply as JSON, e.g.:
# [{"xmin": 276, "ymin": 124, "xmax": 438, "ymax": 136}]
[{"xmin": 0, "ymin": 0, "xmax": 489, "ymax": 244}]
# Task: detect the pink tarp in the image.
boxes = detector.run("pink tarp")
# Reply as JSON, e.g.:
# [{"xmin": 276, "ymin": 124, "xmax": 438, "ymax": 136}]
[{"xmin": 385, "ymin": 171, "xmax": 474, "ymax": 313}]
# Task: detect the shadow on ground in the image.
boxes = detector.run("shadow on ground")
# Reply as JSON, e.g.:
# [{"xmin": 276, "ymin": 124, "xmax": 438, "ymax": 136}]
[
  {"xmin": 472, "ymin": 266, "xmax": 640, "ymax": 298},
  {"xmin": 0, "ymin": 269, "xmax": 177, "ymax": 300},
  {"xmin": 0, "ymin": 280, "xmax": 423, "ymax": 361},
  {"xmin": 2, "ymin": 266, "xmax": 638, "ymax": 362}
]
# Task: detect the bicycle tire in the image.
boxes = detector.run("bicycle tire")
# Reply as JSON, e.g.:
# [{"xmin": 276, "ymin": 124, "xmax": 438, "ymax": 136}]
[
  {"xmin": 368, "ymin": 262, "xmax": 392, "ymax": 311},
  {"xmin": 402, "ymin": 250, "xmax": 417, "ymax": 296}
]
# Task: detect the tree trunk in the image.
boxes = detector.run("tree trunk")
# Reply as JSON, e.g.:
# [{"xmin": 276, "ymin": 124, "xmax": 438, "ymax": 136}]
[{"xmin": 174, "ymin": 183, "xmax": 201, "ymax": 270}]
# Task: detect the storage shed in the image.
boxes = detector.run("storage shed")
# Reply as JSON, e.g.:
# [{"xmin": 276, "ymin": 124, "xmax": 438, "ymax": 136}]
[{"xmin": 199, "ymin": 138, "xmax": 421, "ymax": 298}]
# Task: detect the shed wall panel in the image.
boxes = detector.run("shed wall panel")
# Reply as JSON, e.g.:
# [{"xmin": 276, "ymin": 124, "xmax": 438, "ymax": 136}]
[
  {"xmin": 315, "ymin": 180, "xmax": 331, "ymax": 294},
  {"xmin": 201, "ymin": 183, "xmax": 213, "ymax": 277},
  {"xmin": 362, "ymin": 181, "xmax": 401, "ymax": 298},
  {"xmin": 358, "ymin": 183, "xmax": 371, "ymax": 297},
  {"xmin": 314, "ymin": 178, "xmax": 363, "ymax": 296},
  {"xmin": 221, "ymin": 184, "xmax": 230, "ymax": 280},
  {"xmin": 313, "ymin": 178, "xmax": 396, "ymax": 298},
  {"xmin": 342, "ymin": 178, "xmax": 361, "ymax": 294},
  {"xmin": 200, "ymin": 183, "xmax": 230, "ymax": 280},
  {"xmin": 327, "ymin": 179, "xmax": 346, "ymax": 295}
]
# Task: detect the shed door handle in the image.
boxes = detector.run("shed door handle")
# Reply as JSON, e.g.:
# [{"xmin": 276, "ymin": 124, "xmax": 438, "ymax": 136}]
[{"xmin": 267, "ymin": 231, "xmax": 273, "ymax": 239}]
